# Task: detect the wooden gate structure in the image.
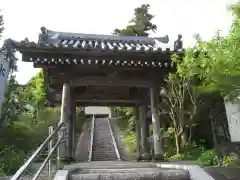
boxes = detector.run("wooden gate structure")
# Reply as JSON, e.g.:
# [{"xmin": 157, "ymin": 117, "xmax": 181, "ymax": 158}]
[{"xmin": 3, "ymin": 27, "xmax": 184, "ymax": 161}]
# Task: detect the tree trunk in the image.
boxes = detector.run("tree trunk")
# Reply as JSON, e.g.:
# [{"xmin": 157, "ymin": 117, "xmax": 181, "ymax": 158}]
[
  {"xmin": 210, "ymin": 113, "xmax": 218, "ymax": 149},
  {"xmin": 174, "ymin": 128, "xmax": 180, "ymax": 155},
  {"xmin": 180, "ymin": 128, "xmax": 188, "ymax": 147}
]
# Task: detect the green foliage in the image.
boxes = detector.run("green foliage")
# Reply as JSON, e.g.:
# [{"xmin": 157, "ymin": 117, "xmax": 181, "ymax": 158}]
[
  {"xmin": 0, "ymin": 107, "xmax": 61, "ymax": 174},
  {"xmin": 113, "ymin": 4, "xmax": 156, "ymax": 36},
  {"xmin": 221, "ymin": 155, "xmax": 236, "ymax": 167},
  {"xmin": 0, "ymin": 67, "xmax": 85, "ymax": 175},
  {"xmin": 117, "ymin": 117, "xmax": 137, "ymax": 159},
  {"xmin": 0, "ymin": 148, "xmax": 25, "ymax": 174},
  {"xmin": 197, "ymin": 149, "xmax": 219, "ymax": 166},
  {"xmin": 177, "ymin": 3, "xmax": 240, "ymax": 100},
  {"xmin": 0, "ymin": 76, "xmax": 24, "ymax": 126},
  {"xmin": 0, "ymin": 9, "xmax": 4, "ymax": 40},
  {"xmin": 23, "ymin": 70, "xmax": 47, "ymax": 118}
]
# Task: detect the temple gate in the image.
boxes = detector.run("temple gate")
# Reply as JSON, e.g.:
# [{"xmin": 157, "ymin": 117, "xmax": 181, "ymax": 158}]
[{"xmin": 4, "ymin": 27, "xmax": 184, "ymax": 161}]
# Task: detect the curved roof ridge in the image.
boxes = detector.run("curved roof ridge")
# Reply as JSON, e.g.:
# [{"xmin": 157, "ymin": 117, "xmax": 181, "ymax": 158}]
[{"xmin": 41, "ymin": 26, "xmax": 169, "ymax": 44}]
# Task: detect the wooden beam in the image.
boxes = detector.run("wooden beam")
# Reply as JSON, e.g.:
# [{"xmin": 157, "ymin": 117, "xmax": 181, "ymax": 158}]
[
  {"xmin": 20, "ymin": 49, "xmax": 176, "ymax": 63},
  {"xmin": 50, "ymin": 101, "xmax": 138, "ymax": 107},
  {"xmin": 34, "ymin": 63, "xmax": 173, "ymax": 74},
  {"xmin": 53, "ymin": 95, "xmax": 137, "ymax": 102},
  {"xmin": 77, "ymin": 100, "xmax": 140, "ymax": 107},
  {"xmin": 76, "ymin": 99, "xmax": 140, "ymax": 103},
  {"xmin": 69, "ymin": 76, "xmax": 154, "ymax": 87}
]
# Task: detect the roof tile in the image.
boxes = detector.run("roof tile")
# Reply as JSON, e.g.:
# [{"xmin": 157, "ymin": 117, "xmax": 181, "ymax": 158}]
[{"xmin": 5, "ymin": 27, "xmax": 184, "ymax": 56}]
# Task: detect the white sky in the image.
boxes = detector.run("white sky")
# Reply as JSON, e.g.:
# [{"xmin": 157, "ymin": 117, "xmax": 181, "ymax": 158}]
[{"xmin": 0, "ymin": 0, "xmax": 237, "ymax": 84}]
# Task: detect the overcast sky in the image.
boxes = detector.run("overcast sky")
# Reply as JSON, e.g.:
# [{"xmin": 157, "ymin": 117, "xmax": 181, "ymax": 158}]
[{"xmin": 1, "ymin": 0, "xmax": 237, "ymax": 84}]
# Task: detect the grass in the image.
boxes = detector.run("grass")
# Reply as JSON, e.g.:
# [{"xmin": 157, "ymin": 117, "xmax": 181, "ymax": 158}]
[{"xmin": 117, "ymin": 117, "xmax": 137, "ymax": 159}]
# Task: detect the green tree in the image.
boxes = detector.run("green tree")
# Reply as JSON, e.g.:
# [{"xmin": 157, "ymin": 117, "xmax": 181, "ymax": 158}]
[
  {"xmin": 0, "ymin": 10, "xmax": 4, "ymax": 40},
  {"xmin": 113, "ymin": 4, "xmax": 157, "ymax": 125},
  {"xmin": 0, "ymin": 11, "xmax": 19, "ymax": 126},
  {"xmin": 112, "ymin": 4, "xmax": 165, "ymax": 155},
  {"xmin": 178, "ymin": 3, "xmax": 240, "ymax": 100},
  {"xmin": 113, "ymin": 4, "xmax": 157, "ymax": 36},
  {"xmin": 25, "ymin": 70, "xmax": 47, "ymax": 116}
]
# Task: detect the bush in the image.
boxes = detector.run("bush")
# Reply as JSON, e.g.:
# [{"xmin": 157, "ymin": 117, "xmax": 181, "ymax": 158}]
[
  {"xmin": 0, "ymin": 106, "xmax": 86, "ymax": 175},
  {"xmin": 0, "ymin": 148, "xmax": 25, "ymax": 175},
  {"xmin": 197, "ymin": 149, "xmax": 219, "ymax": 166}
]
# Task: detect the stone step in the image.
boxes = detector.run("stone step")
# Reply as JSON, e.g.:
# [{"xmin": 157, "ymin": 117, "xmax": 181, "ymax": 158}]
[
  {"xmin": 91, "ymin": 155, "xmax": 117, "ymax": 158},
  {"xmin": 91, "ymin": 153, "xmax": 116, "ymax": 155},
  {"xmin": 92, "ymin": 153, "xmax": 116, "ymax": 156},
  {"xmin": 71, "ymin": 170, "xmax": 190, "ymax": 180},
  {"xmin": 76, "ymin": 167, "xmax": 187, "ymax": 174}
]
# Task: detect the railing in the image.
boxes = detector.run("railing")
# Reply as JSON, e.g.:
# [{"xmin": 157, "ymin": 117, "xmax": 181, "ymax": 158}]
[
  {"xmin": 88, "ymin": 115, "xmax": 95, "ymax": 161},
  {"xmin": 10, "ymin": 121, "xmax": 67, "ymax": 180}
]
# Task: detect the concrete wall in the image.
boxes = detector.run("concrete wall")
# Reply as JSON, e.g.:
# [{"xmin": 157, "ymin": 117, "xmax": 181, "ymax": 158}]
[
  {"xmin": 224, "ymin": 99, "xmax": 240, "ymax": 142},
  {"xmin": 84, "ymin": 106, "xmax": 110, "ymax": 115}
]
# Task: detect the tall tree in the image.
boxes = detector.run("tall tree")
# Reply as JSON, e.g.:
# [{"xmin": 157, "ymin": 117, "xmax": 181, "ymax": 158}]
[
  {"xmin": 0, "ymin": 11, "xmax": 20, "ymax": 126},
  {"xmin": 25, "ymin": 70, "xmax": 47, "ymax": 116},
  {"xmin": 113, "ymin": 4, "xmax": 157, "ymax": 36},
  {"xmin": 112, "ymin": 4, "xmax": 165, "ymax": 154},
  {"xmin": 177, "ymin": 3, "xmax": 240, "ymax": 100},
  {"xmin": 0, "ymin": 9, "xmax": 4, "ymax": 40}
]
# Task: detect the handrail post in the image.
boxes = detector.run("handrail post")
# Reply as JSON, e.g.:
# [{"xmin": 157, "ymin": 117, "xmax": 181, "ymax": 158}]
[
  {"xmin": 48, "ymin": 126, "xmax": 53, "ymax": 180},
  {"xmin": 56, "ymin": 126, "xmax": 63, "ymax": 170}
]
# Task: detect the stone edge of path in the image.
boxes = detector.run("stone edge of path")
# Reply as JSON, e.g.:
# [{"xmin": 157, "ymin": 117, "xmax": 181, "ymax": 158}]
[
  {"xmin": 75, "ymin": 119, "xmax": 92, "ymax": 162},
  {"xmin": 109, "ymin": 117, "xmax": 131, "ymax": 161},
  {"xmin": 156, "ymin": 163, "xmax": 215, "ymax": 180},
  {"xmin": 53, "ymin": 170, "xmax": 69, "ymax": 180}
]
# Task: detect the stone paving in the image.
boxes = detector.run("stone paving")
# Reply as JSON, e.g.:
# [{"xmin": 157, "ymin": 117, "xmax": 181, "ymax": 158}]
[
  {"xmin": 205, "ymin": 167, "xmax": 240, "ymax": 180},
  {"xmin": 75, "ymin": 120, "xmax": 92, "ymax": 162}
]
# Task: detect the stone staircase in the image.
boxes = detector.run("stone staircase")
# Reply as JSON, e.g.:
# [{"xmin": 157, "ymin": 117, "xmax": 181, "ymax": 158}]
[{"xmin": 91, "ymin": 118, "xmax": 118, "ymax": 161}]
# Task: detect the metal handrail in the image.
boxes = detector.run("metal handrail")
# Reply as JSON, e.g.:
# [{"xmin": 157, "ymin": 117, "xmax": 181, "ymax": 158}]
[
  {"xmin": 88, "ymin": 115, "xmax": 95, "ymax": 161},
  {"xmin": 10, "ymin": 121, "xmax": 66, "ymax": 180},
  {"xmin": 107, "ymin": 118, "xmax": 121, "ymax": 160}
]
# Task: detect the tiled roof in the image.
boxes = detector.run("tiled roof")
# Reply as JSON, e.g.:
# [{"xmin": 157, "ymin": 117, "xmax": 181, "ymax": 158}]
[
  {"xmin": 12, "ymin": 27, "xmax": 182, "ymax": 53},
  {"xmin": 2, "ymin": 27, "xmax": 184, "ymax": 68}
]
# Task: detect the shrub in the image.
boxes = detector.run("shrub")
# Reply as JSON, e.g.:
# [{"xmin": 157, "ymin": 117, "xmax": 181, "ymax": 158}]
[
  {"xmin": 0, "ymin": 147, "xmax": 25, "ymax": 174},
  {"xmin": 197, "ymin": 149, "xmax": 219, "ymax": 166}
]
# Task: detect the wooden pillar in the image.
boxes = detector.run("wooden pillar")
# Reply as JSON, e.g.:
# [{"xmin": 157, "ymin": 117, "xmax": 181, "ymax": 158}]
[
  {"xmin": 135, "ymin": 106, "xmax": 141, "ymax": 161},
  {"xmin": 71, "ymin": 100, "xmax": 76, "ymax": 157},
  {"xmin": 59, "ymin": 82, "xmax": 71, "ymax": 158},
  {"xmin": 140, "ymin": 105, "xmax": 151, "ymax": 161},
  {"xmin": 67, "ymin": 94, "xmax": 76, "ymax": 161},
  {"xmin": 146, "ymin": 119, "xmax": 151, "ymax": 154},
  {"xmin": 150, "ymin": 86, "xmax": 164, "ymax": 161}
]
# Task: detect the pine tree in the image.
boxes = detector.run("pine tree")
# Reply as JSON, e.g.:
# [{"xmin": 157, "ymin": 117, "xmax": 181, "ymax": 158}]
[
  {"xmin": 0, "ymin": 10, "xmax": 4, "ymax": 40},
  {"xmin": 113, "ymin": 4, "xmax": 157, "ymax": 36}
]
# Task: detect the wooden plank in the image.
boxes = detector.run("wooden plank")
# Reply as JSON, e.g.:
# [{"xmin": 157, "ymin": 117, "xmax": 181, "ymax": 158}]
[{"xmin": 19, "ymin": 48, "xmax": 175, "ymax": 62}]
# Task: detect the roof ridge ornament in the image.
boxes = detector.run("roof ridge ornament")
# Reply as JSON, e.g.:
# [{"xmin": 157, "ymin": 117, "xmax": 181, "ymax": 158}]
[
  {"xmin": 154, "ymin": 35, "xmax": 169, "ymax": 44},
  {"xmin": 174, "ymin": 34, "xmax": 183, "ymax": 51},
  {"xmin": 38, "ymin": 26, "xmax": 49, "ymax": 44},
  {"xmin": 38, "ymin": 26, "xmax": 61, "ymax": 45}
]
